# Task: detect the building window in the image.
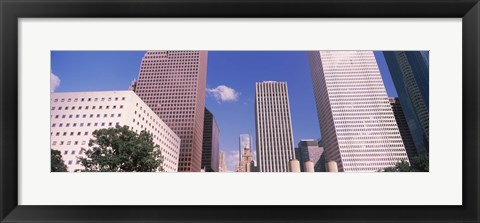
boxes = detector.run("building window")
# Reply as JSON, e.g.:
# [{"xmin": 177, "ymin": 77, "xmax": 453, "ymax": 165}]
[
  {"xmin": 52, "ymin": 141, "xmax": 57, "ymax": 145},
  {"xmin": 84, "ymin": 132, "xmax": 88, "ymax": 135},
  {"xmin": 68, "ymin": 160, "xmax": 72, "ymax": 165},
  {"xmin": 64, "ymin": 150, "xmax": 68, "ymax": 155},
  {"xmin": 51, "ymin": 107, "xmax": 55, "ymax": 110},
  {"xmin": 72, "ymin": 150, "xmax": 76, "ymax": 154}
]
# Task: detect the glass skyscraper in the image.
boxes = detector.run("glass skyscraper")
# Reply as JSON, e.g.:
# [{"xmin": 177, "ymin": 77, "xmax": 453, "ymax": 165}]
[
  {"xmin": 238, "ymin": 134, "xmax": 252, "ymax": 165},
  {"xmin": 201, "ymin": 108, "xmax": 220, "ymax": 172},
  {"xmin": 383, "ymin": 51, "xmax": 429, "ymax": 153}
]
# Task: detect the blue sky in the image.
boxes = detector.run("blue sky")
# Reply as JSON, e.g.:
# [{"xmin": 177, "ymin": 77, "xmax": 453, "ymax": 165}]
[{"xmin": 51, "ymin": 51, "xmax": 397, "ymax": 171}]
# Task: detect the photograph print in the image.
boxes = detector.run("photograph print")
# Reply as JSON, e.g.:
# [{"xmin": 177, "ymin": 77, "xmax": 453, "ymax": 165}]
[{"xmin": 50, "ymin": 50, "xmax": 429, "ymax": 173}]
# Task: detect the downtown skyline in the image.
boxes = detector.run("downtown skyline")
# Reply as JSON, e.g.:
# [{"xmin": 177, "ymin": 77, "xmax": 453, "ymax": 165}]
[{"xmin": 51, "ymin": 51, "xmax": 403, "ymax": 172}]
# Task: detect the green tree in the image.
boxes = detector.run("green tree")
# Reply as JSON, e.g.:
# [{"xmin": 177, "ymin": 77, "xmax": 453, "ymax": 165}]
[
  {"xmin": 380, "ymin": 153, "xmax": 429, "ymax": 172},
  {"xmin": 409, "ymin": 152, "xmax": 429, "ymax": 172},
  {"xmin": 80, "ymin": 125, "xmax": 163, "ymax": 172},
  {"xmin": 51, "ymin": 149, "xmax": 68, "ymax": 172}
]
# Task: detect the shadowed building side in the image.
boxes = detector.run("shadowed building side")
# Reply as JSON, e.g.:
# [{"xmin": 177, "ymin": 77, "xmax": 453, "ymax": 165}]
[{"xmin": 201, "ymin": 108, "xmax": 220, "ymax": 172}]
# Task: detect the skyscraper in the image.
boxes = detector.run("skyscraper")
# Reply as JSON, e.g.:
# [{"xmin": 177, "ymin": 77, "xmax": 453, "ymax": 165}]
[
  {"xmin": 134, "ymin": 51, "xmax": 208, "ymax": 172},
  {"xmin": 238, "ymin": 134, "xmax": 252, "ymax": 165},
  {"xmin": 389, "ymin": 97, "xmax": 417, "ymax": 160},
  {"xmin": 383, "ymin": 51, "xmax": 429, "ymax": 153},
  {"xmin": 255, "ymin": 81, "xmax": 296, "ymax": 172},
  {"xmin": 308, "ymin": 51, "xmax": 409, "ymax": 172},
  {"xmin": 296, "ymin": 139, "xmax": 326, "ymax": 172},
  {"xmin": 201, "ymin": 108, "xmax": 220, "ymax": 172}
]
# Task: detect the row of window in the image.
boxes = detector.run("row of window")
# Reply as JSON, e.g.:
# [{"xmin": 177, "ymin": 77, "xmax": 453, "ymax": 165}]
[
  {"xmin": 51, "ymin": 105, "xmax": 124, "ymax": 111},
  {"xmin": 52, "ymin": 122, "xmax": 119, "ymax": 128},
  {"xmin": 53, "ymin": 113, "xmax": 122, "ymax": 119},
  {"xmin": 53, "ymin": 97, "xmax": 125, "ymax": 103}
]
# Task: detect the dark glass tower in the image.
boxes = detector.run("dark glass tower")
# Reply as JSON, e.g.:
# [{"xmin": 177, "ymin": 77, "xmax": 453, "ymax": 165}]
[
  {"xmin": 383, "ymin": 51, "xmax": 429, "ymax": 153},
  {"xmin": 201, "ymin": 108, "xmax": 220, "ymax": 172}
]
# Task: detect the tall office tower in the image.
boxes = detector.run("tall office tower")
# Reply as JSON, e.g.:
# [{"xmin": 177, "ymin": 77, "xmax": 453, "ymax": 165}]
[
  {"xmin": 201, "ymin": 108, "xmax": 220, "ymax": 172},
  {"xmin": 296, "ymin": 139, "xmax": 326, "ymax": 172},
  {"xmin": 218, "ymin": 151, "xmax": 227, "ymax": 172},
  {"xmin": 308, "ymin": 51, "xmax": 409, "ymax": 172},
  {"xmin": 255, "ymin": 81, "xmax": 296, "ymax": 172},
  {"xmin": 389, "ymin": 97, "xmax": 417, "ymax": 160},
  {"xmin": 134, "ymin": 51, "xmax": 208, "ymax": 172},
  {"xmin": 50, "ymin": 91, "xmax": 181, "ymax": 172},
  {"xmin": 383, "ymin": 51, "xmax": 429, "ymax": 153},
  {"xmin": 238, "ymin": 134, "xmax": 252, "ymax": 165}
]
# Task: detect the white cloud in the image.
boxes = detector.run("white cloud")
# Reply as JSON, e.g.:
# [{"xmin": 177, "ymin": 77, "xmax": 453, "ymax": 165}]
[
  {"xmin": 50, "ymin": 72, "xmax": 61, "ymax": 92},
  {"xmin": 206, "ymin": 85, "xmax": 240, "ymax": 103}
]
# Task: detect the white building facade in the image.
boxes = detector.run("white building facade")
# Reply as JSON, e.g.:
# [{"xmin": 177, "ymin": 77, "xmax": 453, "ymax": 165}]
[
  {"xmin": 50, "ymin": 91, "xmax": 181, "ymax": 172},
  {"xmin": 255, "ymin": 81, "xmax": 296, "ymax": 172},
  {"xmin": 308, "ymin": 51, "xmax": 409, "ymax": 172}
]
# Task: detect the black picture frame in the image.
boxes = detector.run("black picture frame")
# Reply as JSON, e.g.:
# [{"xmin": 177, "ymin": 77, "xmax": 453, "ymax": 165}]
[{"xmin": 1, "ymin": 0, "xmax": 479, "ymax": 222}]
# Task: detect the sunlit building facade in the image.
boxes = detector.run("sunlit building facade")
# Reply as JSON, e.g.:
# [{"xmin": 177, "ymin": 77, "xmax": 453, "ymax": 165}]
[
  {"xmin": 308, "ymin": 51, "xmax": 409, "ymax": 172},
  {"xmin": 134, "ymin": 51, "xmax": 208, "ymax": 172},
  {"xmin": 50, "ymin": 91, "xmax": 181, "ymax": 172},
  {"xmin": 255, "ymin": 81, "xmax": 296, "ymax": 172}
]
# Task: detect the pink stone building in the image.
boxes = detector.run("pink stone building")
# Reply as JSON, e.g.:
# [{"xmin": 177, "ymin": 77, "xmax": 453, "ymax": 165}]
[{"xmin": 134, "ymin": 51, "xmax": 208, "ymax": 172}]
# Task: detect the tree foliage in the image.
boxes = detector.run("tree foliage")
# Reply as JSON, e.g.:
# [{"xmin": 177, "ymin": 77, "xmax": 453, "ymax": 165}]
[
  {"xmin": 380, "ymin": 153, "xmax": 429, "ymax": 172},
  {"xmin": 80, "ymin": 125, "xmax": 163, "ymax": 172},
  {"xmin": 51, "ymin": 149, "xmax": 68, "ymax": 172}
]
